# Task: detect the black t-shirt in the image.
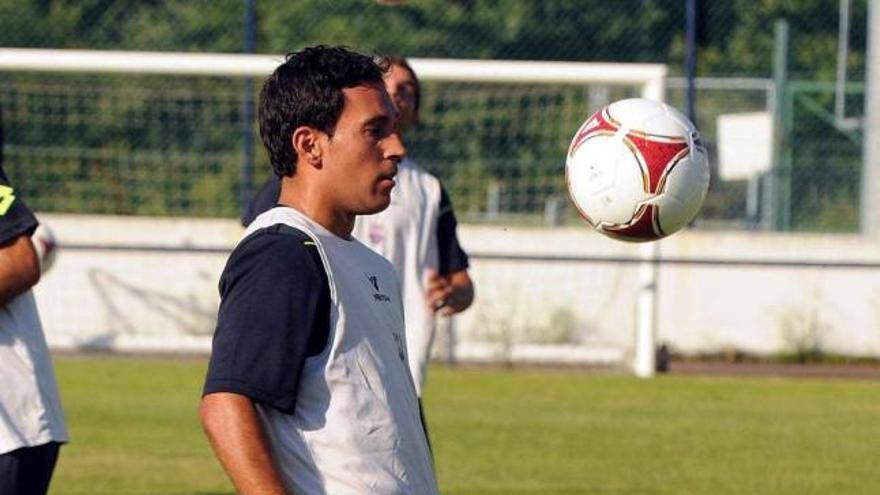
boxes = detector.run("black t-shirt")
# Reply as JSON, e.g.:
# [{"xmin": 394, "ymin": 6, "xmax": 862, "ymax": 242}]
[
  {"xmin": 242, "ymin": 175, "xmax": 470, "ymax": 274},
  {"xmin": 202, "ymin": 224, "xmax": 330, "ymax": 414},
  {"xmin": 436, "ymin": 186, "xmax": 469, "ymax": 274},
  {"xmin": 0, "ymin": 106, "xmax": 38, "ymax": 245}
]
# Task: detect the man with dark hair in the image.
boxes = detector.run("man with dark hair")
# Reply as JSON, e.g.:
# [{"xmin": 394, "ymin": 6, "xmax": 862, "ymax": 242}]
[
  {"xmin": 243, "ymin": 55, "xmax": 474, "ymax": 399},
  {"xmin": 200, "ymin": 46, "xmax": 439, "ymax": 495},
  {"xmin": 0, "ymin": 106, "xmax": 68, "ymax": 495}
]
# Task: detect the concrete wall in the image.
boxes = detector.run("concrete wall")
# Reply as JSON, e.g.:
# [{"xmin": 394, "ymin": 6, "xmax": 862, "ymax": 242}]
[
  {"xmin": 32, "ymin": 214, "xmax": 880, "ymax": 363},
  {"xmin": 34, "ymin": 214, "xmax": 238, "ymax": 353},
  {"xmin": 456, "ymin": 226, "xmax": 880, "ymax": 362}
]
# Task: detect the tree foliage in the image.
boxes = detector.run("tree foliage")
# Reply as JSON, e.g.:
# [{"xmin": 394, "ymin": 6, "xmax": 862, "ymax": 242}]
[{"xmin": 0, "ymin": 0, "xmax": 868, "ymax": 228}]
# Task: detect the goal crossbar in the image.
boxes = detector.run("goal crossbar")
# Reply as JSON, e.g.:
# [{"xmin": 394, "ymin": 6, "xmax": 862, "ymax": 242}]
[{"xmin": 0, "ymin": 48, "xmax": 667, "ymax": 99}]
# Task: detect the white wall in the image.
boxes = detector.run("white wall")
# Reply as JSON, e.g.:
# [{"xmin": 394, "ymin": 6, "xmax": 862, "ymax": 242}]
[
  {"xmin": 457, "ymin": 226, "xmax": 880, "ymax": 362},
  {"xmin": 33, "ymin": 214, "xmax": 880, "ymax": 363},
  {"xmin": 34, "ymin": 214, "xmax": 238, "ymax": 353}
]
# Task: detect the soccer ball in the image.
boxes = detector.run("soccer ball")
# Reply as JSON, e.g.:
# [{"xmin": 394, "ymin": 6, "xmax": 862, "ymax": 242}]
[
  {"xmin": 565, "ymin": 98, "xmax": 710, "ymax": 242},
  {"xmin": 31, "ymin": 222, "xmax": 58, "ymax": 274}
]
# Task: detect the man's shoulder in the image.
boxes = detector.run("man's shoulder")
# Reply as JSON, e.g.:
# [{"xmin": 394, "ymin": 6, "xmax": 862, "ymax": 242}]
[
  {"xmin": 226, "ymin": 224, "xmax": 318, "ymax": 273},
  {"xmin": 220, "ymin": 223, "xmax": 327, "ymax": 296},
  {"xmin": 238, "ymin": 223, "xmax": 313, "ymax": 251},
  {"xmin": 0, "ymin": 173, "xmax": 38, "ymax": 243}
]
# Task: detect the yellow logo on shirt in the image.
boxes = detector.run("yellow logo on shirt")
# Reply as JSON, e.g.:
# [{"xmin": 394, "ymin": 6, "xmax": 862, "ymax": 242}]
[{"xmin": 0, "ymin": 185, "xmax": 15, "ymax": 216}]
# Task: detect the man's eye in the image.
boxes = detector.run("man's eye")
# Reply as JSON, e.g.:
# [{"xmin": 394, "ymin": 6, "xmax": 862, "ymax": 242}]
[{"xmin": 368, "ymin": 125, "xmax": 389, "ymax": 138}]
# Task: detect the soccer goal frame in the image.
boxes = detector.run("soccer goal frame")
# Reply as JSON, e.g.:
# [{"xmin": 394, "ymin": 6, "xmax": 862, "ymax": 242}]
[{"xmin": 0, "ymin": 48, "xmax": 667, "ymax": 377}]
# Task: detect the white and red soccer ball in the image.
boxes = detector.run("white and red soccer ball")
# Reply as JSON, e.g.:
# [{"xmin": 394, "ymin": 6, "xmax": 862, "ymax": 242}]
[{"xmin": 566, "ymin": 98, "xmax": 710, "ymax": 242}]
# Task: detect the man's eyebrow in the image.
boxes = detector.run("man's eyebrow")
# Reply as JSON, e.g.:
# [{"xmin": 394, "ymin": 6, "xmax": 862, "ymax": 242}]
[
  {"xmin": 363, "ymin": 113, "xmax": 398, "ymax": 127},
  {"xmin": 364, "ymin": 115, "xmax": 390, "ymax": 125}
]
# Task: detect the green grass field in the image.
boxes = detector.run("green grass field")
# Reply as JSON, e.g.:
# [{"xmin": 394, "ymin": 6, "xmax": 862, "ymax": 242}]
[{"xmin": 49, "ymin": 355, "xmax": 879, "ymax": 495}]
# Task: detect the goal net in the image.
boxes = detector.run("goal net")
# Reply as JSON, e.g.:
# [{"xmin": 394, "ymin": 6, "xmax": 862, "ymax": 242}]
[{"xmin": 0, "ymin": 48, "xmax": 666, "ymax": 374}]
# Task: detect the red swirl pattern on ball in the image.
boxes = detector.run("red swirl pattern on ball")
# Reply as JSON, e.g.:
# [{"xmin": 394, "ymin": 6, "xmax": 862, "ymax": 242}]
[
  {"xmin": 602, "ymin": 131, "xmax": 690, "ymax": 241},
  {"xmin": 567, "ymin": 108, "xmax": 618, "ymax": 156}
]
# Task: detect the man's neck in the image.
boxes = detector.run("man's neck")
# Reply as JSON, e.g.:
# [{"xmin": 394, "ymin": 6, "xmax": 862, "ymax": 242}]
[{"xmin": 277, "ymin": 178, "xmax": 354, "ymax": 239}]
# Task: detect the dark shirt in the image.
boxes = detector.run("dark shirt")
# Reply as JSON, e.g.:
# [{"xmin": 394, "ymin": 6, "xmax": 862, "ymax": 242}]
[
  {"xmin": 436, "ymin": 186, "xmax": 469, "ymax": 274},
  {"xmin": 0, "ymin": 106, "xmax": 38, "ymax": 245},
  {"xmin": 202, "ymin": 224, "xmax": 330, "ymax": 414}
]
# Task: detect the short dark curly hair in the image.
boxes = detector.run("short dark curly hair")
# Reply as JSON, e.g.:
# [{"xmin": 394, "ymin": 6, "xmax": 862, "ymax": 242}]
[{"xmin": 258, "ymin": 45, "xmax": 388, "ymax": 177}]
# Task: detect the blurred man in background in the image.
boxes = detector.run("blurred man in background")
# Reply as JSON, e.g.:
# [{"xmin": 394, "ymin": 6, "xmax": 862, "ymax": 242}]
[
  {"xmin": 243, "ymin": 56, "xmax": 475, "ymax": 399},
  {"xmin": 0, "ymin": 106, "xmax": 68, "ymax": 495}
]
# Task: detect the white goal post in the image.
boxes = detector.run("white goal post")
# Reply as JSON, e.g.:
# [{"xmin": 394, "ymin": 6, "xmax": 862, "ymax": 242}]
[
  {"xmin": 0, "ymin": 48, "xmax": 667, "ymax": 377},
  {"xmin": 0, "ymin": 47, "xmax": 667, "ymax": 97}
]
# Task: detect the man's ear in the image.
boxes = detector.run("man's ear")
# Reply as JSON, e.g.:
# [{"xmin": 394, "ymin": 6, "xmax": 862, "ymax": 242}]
[{"xmin": 292, "ymin": 126, "xmax": 323, "ymax": 168}]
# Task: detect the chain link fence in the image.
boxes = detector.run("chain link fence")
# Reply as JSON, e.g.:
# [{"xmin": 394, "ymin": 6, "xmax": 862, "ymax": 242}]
[{"xmin": 0, "ymin": 0, "xmax": 870, "ymax": 232}]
